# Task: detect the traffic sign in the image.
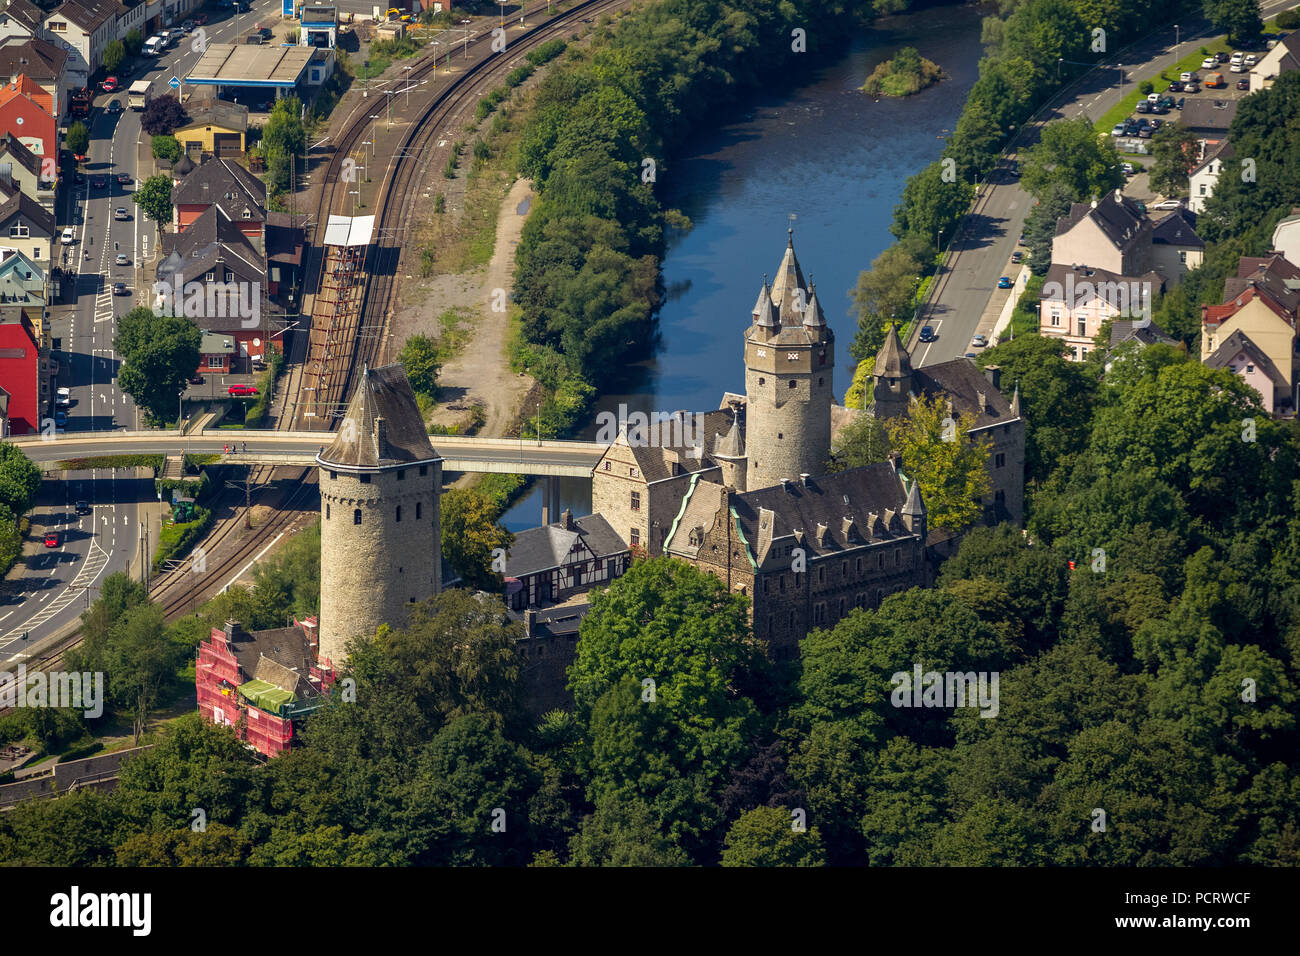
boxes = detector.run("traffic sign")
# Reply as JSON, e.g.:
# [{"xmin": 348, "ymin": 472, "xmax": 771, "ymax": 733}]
[{"xmin": 169, "ymin": 75, "xmax": 181, "ymax": 90}]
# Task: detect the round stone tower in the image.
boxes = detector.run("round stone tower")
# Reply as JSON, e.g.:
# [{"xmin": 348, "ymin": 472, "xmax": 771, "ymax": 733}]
[
  {"xmin": 742, "ymin": 230, "xmax": 835, "ymax": 491},
  {"xmin": 317, "ymin": 364, "xmax": 442, "ymax": 666}
]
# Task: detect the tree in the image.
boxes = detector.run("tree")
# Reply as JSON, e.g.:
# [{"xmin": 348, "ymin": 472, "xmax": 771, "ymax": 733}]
[
  {"xmin": 875, "ymin": 392, "xmax": 992, "ymax": 532},
  {"xmin": 114, "ymin": 310, "xmax": 199, "ymax": 422},
  {"xmin": 945, "ymin": 99, "xmax": 1004, "ymax": 181},
  {"xmin": 1203, "ymin": 0, "xmax": 1263, "ymax": 45},
  {"xmin": 141, "ymin": 94, "xmax": 187, "ymax": 136},
  {"xmin": 440, "ymin": 488, "xmax": 514, "ymax": 590},
  {"xmin": 397, "ymin": 334, "xmax": 440, "ymax": 400},
  {"xmin": 103, "ymin": 39, "xmax": 125, "ymax": 73},
  {"xmin": 568, "ymin": 796, "xmax": 691, "ymax": 866},
  {"xmin": 1021, "ymin": 181, "xmax": 1074, "ymax": 277},
  {"xmin": 1021, "ymin": 116, "xmax": 1123, "ymax": 201},
  {"xmin": 721, "ymin": 806, "xmax": 826, "ymax": 866},
  {"xmin": 101, "ymin": 603, "xmax": 187, "ymax": 743},
  {"xmin": 151, "ymin": 134, "xmax": 181, "ymax": 163},
  {"xmin": 891, "ymin": 160, "xmax": 975, "ymax": 248},
  {"xmin": 849, "ymin": 238, "xmax": 927, "ymax": 361},
  {"xmin": 123, "ymin": 29, "xmax": 143, "ymax": 57},
  {"xmin": 132, "ymin": 174, "xmax": 174, "ymax": 228},
  {"xmin": 1148, "ymin": 123, "xmax": 1200, "ymax": 197},
  {"xmin": 829, "ymin": 410, "xmax": 890, "ymax": 471},
  {"xmin": 0, "ymin": 442, "xmax": 41, "ymax": 516},
  {"xmin": 65, "ymin": 121, "xmax": 89, "ymax": 157}
]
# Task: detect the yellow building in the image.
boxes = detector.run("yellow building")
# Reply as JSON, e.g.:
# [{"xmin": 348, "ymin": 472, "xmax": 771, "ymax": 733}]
[{"xmin": 173, "ymin": 101, "xmax": 250, "ymax": 159}]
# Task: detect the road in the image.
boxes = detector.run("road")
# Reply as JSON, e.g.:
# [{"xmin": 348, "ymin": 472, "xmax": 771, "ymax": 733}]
[
  {"xmin": 913, "ymin": 0, "xmax": 1300, "ymax": 366},
  {"xmin": 1, "ymin": 1, "xmax": 281, "ymax": 660}
]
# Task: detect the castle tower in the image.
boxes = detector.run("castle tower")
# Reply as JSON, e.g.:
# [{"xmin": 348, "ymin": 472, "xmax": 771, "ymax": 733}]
[
  {"xmin": 712, "ymin": 400, "xmax": 747, "ymax": 491},
  {"xmin": 317, "ymin": 364, "xmax": 442, "ymax": 666},
  {"xmin": 743, "ymin": 230, "xmax": 835, "ymax": 491},
  {"xmin": 871, "ymin": 324, "xmax": 914, "ymax": 421}
]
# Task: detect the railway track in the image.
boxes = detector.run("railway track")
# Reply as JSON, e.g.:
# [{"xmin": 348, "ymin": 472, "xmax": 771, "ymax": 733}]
[{"xmin": 6, "ymin": 0, "xmax": 634, "ymax": 687}]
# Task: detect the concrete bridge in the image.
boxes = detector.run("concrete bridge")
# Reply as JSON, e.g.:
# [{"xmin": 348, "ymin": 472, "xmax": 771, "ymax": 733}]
[{"xmin": 9, "ymin": 430, "xmax": 608, "ymax": 478}]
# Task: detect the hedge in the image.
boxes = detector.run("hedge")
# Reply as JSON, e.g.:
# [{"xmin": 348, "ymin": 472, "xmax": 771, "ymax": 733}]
[{"xmin": 152, "ymin": 504, "xmax": 214, "ymax": 573}]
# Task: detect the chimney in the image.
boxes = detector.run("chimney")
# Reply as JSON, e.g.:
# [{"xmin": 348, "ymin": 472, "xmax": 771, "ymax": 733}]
[
  {"xmin": 977, "ymin": 390, "xmax": 987, "ymax": 413},
  {"xmin": 1114, "ymin": 190, "xmax": 1122, "ymax": 203},
  {"xmin": 799, "ymin": 473, "xmax": 811, "ymax": 488},
  {"xmin": 780, "ymin": 478, "xmax": 791, "ymax": 492},
  {"xmin": 373, "ymin": 416, "xmax": 387, "ymax": 458},
  {"xmin": 983, "ymin": 364, "xmax": 1002, "ymax": 390},
  {"xmin": 524, "ymin": 609, "xmax": 535, "ymax": 638},
  {"xmin": 561, "ymin": 508, "xmax": 575, "ymax": 530}
]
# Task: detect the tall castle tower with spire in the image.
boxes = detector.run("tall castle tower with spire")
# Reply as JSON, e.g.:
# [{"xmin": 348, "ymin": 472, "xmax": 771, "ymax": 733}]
[
  {"xmin": 743, "ymin": 230, "xmax": 834, "ymax": 491},
  {"xmin": 317, "ymin": 365, "xmax": 443, "ymax": 665}
]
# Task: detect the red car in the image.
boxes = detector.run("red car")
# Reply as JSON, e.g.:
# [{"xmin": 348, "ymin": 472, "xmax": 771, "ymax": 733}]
[
  {"xmin": 100, "ymin": 76, "xmax": 118, "ymax": 93},
  {"xmin": 44, "ymin": 531, "xmax": 59, "ymax": 548},
  {"xmin": 228, "ymin": 384, "xmax": 258, "ymax": 396},
  {"xmin": 194, "ymin": 12, "xmax": 208, "ymax": 24}
]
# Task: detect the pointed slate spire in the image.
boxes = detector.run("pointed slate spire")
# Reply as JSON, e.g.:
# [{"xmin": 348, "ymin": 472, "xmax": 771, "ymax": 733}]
[
  {"xmin": 1010, "ymin": 381, "xmax": 1022, "ymax": 418},
  {"xmin": 769, "ymin": 228, "xmax": 808, "ymax": 325},
  {"xmin": 873, "ymin": 323, "xmax": 912, "ymax": 378},
  {"xmin": 802, "ymin": 279, "xmax": 826, "ymax": 328},
  {"xmin": 902, "ymin": 477, "xmax": 925, "ymax": 517},
  {"xmin": 752, "ymin": 273, "xmax": 778, "ymax": 328}
]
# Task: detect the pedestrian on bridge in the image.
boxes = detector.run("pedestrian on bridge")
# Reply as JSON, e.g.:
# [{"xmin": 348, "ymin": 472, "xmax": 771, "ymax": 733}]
[{"xmin": 242, "ymin": 442, "xmax": 247, "ymax": 453}]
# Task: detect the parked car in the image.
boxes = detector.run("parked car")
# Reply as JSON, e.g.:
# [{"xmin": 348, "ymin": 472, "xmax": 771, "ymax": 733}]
[
  {"xmin": 1230, "ymin": 61, "xmax": 1244, "ymax": 73},
  {"xmin": 44, "ymin": 531, "xmax": 59, "ymax": 548},
  {"xmin": 193, "ymin": 12, "xmax": 207, "ymax": 25},
  {"xmin": 99, "ymin": 75, "xmax": 117, "ymax": 92},
  {"xmin": 1180, "ymin": 71, "xmax": 1197, "ymax": 83},
  {"xmin": 1149, "ymin": 118, "xmax": 1164, "ymax": 131},
  {"xmin": 1168, "ymin": 80, "xmax": 1184, "ymax": 92},
  {"xmin": 189, "ymin": 374, "xmax": 204, "ymax": 385},
  {"xmin": 964, "ymin": 351, "xmax": 977, "ymax": 359},
  {"xmin": 1176, "ymin": 97, "xmax": 1185, "ymax": 110},
  {"xmin": 113, "ymin": 282, "xmax": 128, "ymax": 295},
  {"xmin": 75, "ymin": 500, "xmax": 90, "ymax": 515},
  {"xmin": 1152, "ymin": 198, "xmax": 1183, "ymax": 210},
  {"xmin": 1011, "ymin": 250, "xmax": 1023, "ymax": 263},
  {"xmin": 1205, "ymin": 72, "xmax": 1225, "ymax": 88},
  {"xmin": 972, "ymin": 334, "xmax": 988, "ymax": 348},
  {"xmin": 1245, "ymin": 54, "xmax": 1258, "ymax": 67},
  {"xmin": 182, "ymin": 19, "xmax": 195, "ymax": 32},
  {"xmin": 56, "ymin": 387, "xmax": 71, "ymax": 406},
  {"xmin": 1201, "ymin": 56, "xmax": 1218, "ymax": 69},
  {"xmin": 918, "ymin": 325, "xmax": 935, "ymax": 342},
  {"xmin": 106, "ymin": 98, "xmax": 122, "ymax": 113},
  {"xmin": 59, "ymin": 227, "xmax": 75, "ymax": 245},
  {"xmin": 1237, "ymin": 77, "xmax": 1250, "ymax": 90},
  {"xmin": 1158, "ymin": 95, "xmax": 1176, "ymax": 108},
  {"xmin": 1122, "ymin": 162, "xmax": 1135, "ymax": 175},
  {"xmin": 1217, "ymin": 51, "xmax": 1232, "ymax": 63},
  {"xmin": 228, "ymin": 384, "xmax": 258, "ymax": 396},
  {"xmin": 1017, "ymin": 232, "xmax": 1026, "ymax": 245},
  {"xmin": 53, "ymin": 411, "xmax": 67, "ymax": 425},
  {"xmin": 997, "ymin": 276, "xmax": 1012, "ymax": 289},
  {"xmin": 115, "ymin": 253, "xmax": 130, "ymax": 266},
  {"xmin": 1111, "ymin": 121, "xmax": 1127, "ymax": 136},
  {"xmin": 1183, "ymin": 81, "xmax": 1200, "ymax": 93},
  {"xmin": 1136, "ymin": 99, "xmax": 1150, "ymax": 113}
]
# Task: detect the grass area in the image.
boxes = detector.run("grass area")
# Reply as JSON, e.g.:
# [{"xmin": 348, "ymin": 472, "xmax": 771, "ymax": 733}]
[
  {"xmin": 1009, "ymin": 274, "xmax": 1045, "ymax": 339},
  {"xmin": 57, "ymin": 454, "xmax": 162, "ymax": 472},
  {"xmin": 152, "ymin": 504, "xmax": 214, "ymax": 573},
  {"xmin": 418, "ymin": 100, "xmax": 525, "ymax": 275}
]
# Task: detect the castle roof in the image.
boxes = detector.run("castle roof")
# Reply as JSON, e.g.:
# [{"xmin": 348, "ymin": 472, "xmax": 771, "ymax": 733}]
[
  {"xmin": 616, "ymin": 407, "xmax": 735, "ymax": 484},
  {"xmin": 914, "ymin": 359, "xmax": 1019, "ymax": 429},
  {"xmin": 874, "ymin": 324, "xmax": 911, "ymax": 377},
  {"xmin": 318, "ymin": 364, "xmax": 440, "ymax": 468},
  {"xmin": 505, "ymin": 511, "xmax": 626, "ymax": 577},
  {"xmin": 752, "ymin": 276, "xmax": 777, "ymax": 328},
  {"xmin": 744, "ymin": 230, "xmax": 833, "ymax": 346},
  {"xmin": 768, "ymin": 229, "xmax": 807, "ymax": 323}
]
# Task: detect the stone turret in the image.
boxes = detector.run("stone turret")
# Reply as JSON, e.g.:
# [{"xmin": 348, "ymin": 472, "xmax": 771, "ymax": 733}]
[
  {"xmin": 317, "ymin": 364, "xmax": 442, "ymax": 665},
  {"xmin": 871, "ymin": 324, "xmax": 913, "ymax": 421},
  {"xmin": 901, "ymin": 475, "xmax": 927, "ymax": 540},
  {"xmin": 743, "ymin": 230, "xmax": 834, "ymax": 491}
]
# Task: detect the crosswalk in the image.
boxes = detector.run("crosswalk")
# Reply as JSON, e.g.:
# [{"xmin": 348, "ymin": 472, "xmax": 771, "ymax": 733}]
[
  {"xmin": 0, "ymin": 540, "xmax": 112, "ymax": 656},
  {"xmin": 93, "ymin": 282, "xmax": 114, "ymax": 325}
]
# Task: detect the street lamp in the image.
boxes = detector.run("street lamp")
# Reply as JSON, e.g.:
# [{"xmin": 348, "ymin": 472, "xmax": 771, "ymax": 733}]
[
  {"xmin": 1057, "ymin": 57, "xmax": 1062, "ymax": 80},
  {"xmin": 1118, "ymin": 63, "xmax": 1123, "ymax": 94},
  {"xmin": 1175, "ymin": 25, "xmax": 1180, "ymax": 63}
]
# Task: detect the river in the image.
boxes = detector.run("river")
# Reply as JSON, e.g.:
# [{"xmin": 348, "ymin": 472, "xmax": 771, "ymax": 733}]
[{"xmin": 502, "ymin": 1, "xmax": 987, "ymax": 530}]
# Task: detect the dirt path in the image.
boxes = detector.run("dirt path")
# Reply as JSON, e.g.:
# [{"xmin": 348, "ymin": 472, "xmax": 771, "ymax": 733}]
[{"xmin": 391, "ymin": 179, "xmax": 536, "ymax": 439}]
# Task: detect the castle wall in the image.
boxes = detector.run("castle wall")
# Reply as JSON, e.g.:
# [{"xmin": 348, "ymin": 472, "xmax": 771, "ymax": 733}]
[{"xmin": 743, "ymin": 334, "xmax": 834, "ymax": 490}]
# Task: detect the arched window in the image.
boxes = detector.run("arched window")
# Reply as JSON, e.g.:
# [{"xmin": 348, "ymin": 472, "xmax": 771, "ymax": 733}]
[{"xmin": 353, "ymin": 509, "xmax": 362, "ymax": 525}]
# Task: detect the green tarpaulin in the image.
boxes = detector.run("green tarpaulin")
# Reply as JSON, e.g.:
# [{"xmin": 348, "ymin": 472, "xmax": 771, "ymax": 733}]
[{"xmin": 237, "ymin": 679, "xmax": 297, "ymax": 714}]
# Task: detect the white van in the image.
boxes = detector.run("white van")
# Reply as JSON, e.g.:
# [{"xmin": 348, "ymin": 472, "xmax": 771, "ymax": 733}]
[{"xmin": 144, "ymin": 36, "xmax": 164, "ymax": 55}]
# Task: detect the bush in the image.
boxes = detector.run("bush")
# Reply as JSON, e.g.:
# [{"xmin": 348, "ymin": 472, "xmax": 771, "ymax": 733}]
[
  {"xmin": 1279, "ymin": 10, "xmax": 1300, "ymax": 29},
  {"xmin": 152, "ymin": 134, "xmax": 181, "ymax": 162},
  {"xmin": 1138, "ymin": 80, "xmax": 1154, "ymax": 96},
  {"xmin": 152, "ymin": 505, "xmax": 214, "ymax": 573}
]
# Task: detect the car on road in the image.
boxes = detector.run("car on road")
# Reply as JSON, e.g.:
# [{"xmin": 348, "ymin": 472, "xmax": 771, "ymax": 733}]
[
  {"xmin": 100, "ymin": 76, "xmax": 118, "ymax": 92},
  {"xmin": 1011, "ymin": 250, "xmax": 1023, "ymax": 263},
  {"xmin": 91, "ymin": 175, "xmax": 107, "ymax": 188},
  {"xmin": 1238, "ymin": 77, "xmax": 1251, "ymax": 90},
  {"xmin": 106, "ymin": 98, "xmax": 122, "ymax": 113},
  {"xmin": 228, "ymin": 384, "xmax": 258, "ymax": 396},
  {"xmin": 56, "ymin": 387, "xmax": 71, "ymax": 406},
  {"xmin": 1168, "ymin": 80, "xmax": 1184, "ymax": 92},
  {"xmin": 918, "ymin": 325, "xmax": 935, "ymax": 342},
  {"xmin": 117, "ymin": 173, "xmax": 133, "ymax": 186},
  {"xmin": 1201, "ymin": 56, "xmax": 1218, "ymax": 69},
  {"xmin": 115, "ymin": 253, "xmax": 130, "ymax": 265},
  {"xmin": 972, "ymin": 334, "xmax": 988, "ymax": 348},
  {"xmin": 74, "ymin": 172, "xmax": 85, "ymax": 185},
  {"xmin": 193, "ymin": 13, "xmax": 207, "ymax": 25},
  {"xmin": 997, "ymin": 276, "xmax": 1012, "ymax": 289},
  {"xmin": 59, "ymin": 227, "xmax": 75, "ymax": 245},
  {"xmin": 113, "ymin": 281, "xmax": 128, "ymax": 295},
  {"xmin": 53, "ymin": 410, "xmax": 67, "ymax": 426},
  {"xmin": 44, "ymin": 531, "xmax": 60, "ymax": 548},
  {"xmin": 1152, "ymin": 198, "xmax": 1183, "ymax": 210},
  {"xmin": 75, "ymin": 501, "xmax": 90, "ymax": 515},
  {"xmin": 189, "ymin": 374, "xmax": 204, "ymax": 385},
  {"xmin": 114, "ymin": 207, "xmax": 129, "ymax": 220}
]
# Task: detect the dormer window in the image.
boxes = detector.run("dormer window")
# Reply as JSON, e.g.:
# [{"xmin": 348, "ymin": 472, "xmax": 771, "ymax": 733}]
[
  {"xmin": 206, "ymin": 272, "xmax": 215, "ymax": 281},
  {"xmin": 242, "ymin": 209, "xmax": 251, "ymax": 219}
]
